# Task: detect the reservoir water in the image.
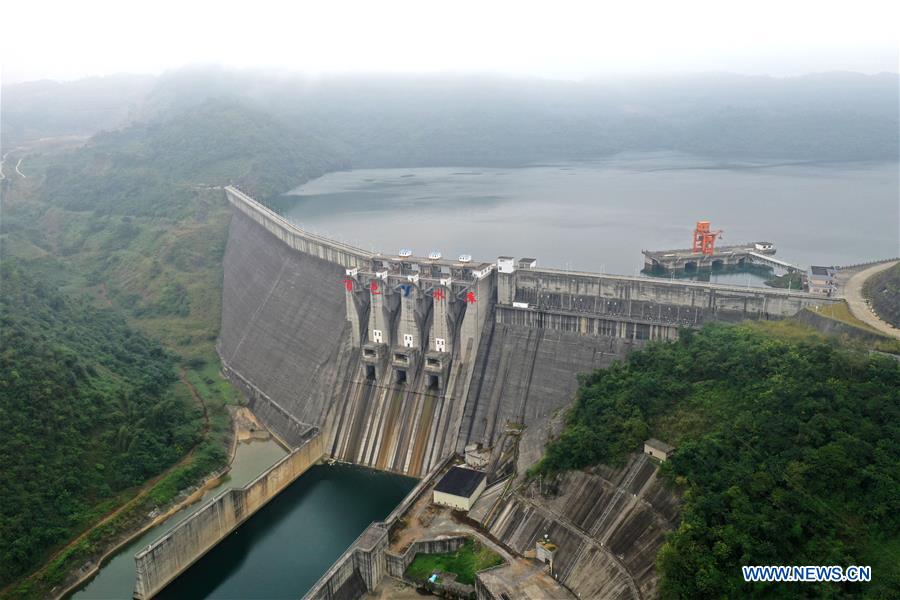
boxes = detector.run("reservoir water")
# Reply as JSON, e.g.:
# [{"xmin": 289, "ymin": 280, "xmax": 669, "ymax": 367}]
[{"xmin": 276, "ymin": 153, "xmax": 899, "ymax": 280}]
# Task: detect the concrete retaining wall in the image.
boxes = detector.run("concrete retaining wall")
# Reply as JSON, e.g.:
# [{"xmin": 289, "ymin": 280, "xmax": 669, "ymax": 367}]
[
  {"xmin": 481, "ymin": 454, "xmax": 679, "ymax": 600},
  {"xmin": 795, "ymin": 307, "xmax": 891, "ymax": 342},
  {"xmin": 303, "ymin": 523, "xmax": 391, "ymax": 600},
  {"xmin": 385, "ymin": 536, "xmax": 469, "ymax": 578},
  {"xmin": 132, "ymin": 434, "xmax": 325, "ymax": 599}
]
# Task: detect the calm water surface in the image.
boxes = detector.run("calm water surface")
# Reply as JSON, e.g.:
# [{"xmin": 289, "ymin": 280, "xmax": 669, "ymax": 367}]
[
  {"xmin": 71, "ymin": 439, "xmax": 287, "ymax": 599},
  {"xmin": 72, "ymin": 445, "xmax": 414, "ymax": 600},
  {"xmin": 277, "ymin": 153, "xmax": 899, "ymax": 278},
  {"xmin": 156, "ymin": 465, "xmax": 415, "ymax": 600}
]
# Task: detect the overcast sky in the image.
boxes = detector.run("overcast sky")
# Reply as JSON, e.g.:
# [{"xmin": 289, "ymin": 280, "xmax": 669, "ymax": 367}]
[{"xmin": 2, "ymin": 0, "xmax": 898, "ymax": 84}]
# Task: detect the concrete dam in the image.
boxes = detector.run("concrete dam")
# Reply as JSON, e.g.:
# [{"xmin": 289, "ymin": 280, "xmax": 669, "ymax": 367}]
[
  {"xmin": 218, "ymin": 186, "xmax": 834, "ymax": 477},
  {"xmin": 134, "ymin": 186, "xmax": 838, "ymax": 598}
]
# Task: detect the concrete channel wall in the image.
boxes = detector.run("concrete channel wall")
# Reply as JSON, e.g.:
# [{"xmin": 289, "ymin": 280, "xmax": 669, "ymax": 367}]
[
  {"xmin": 303, "ymin": 523, "xmax": 391, "ymax": 600},
  {"xmin": 303, "ymin": 456, "xmax": 454, "ymax": 600},
  {"xmin": 132, "ymin": 434, "xmax": 325, "ymax": 599}
]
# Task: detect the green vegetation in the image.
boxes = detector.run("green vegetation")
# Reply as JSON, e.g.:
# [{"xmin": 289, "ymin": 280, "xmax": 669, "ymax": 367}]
[
  {"xmin": 801, "ymin": 303, "xmax": 900, "ymax": 355},
  {"xmin": 37, "ymin": 99, "xmax": 339, "ymax": 218},
  {"xmin": 0, "ymin": 94, "xmax": 347, "ymax": 597},
  {"xmin": 405, "ymin": 539, "xmax": 504, "ymax": 585},
  {"xmin": 533, "ymin": 323, "xmax": 900, "ymax": 598},
  {"xmin": 3, "ymin": 348, "xmax": 237, "ymax": 599},
  {"xmin": 0, "ymin": 261, "xmax": 199, "ymax": 586},
  {"xmin": 765, "ymin": 271, "xmax": 804, "ymax": 290},
  {"xmin": 0, "ymin": 102, "xmax": 310, "ymax": 598},
  {"xmin": 864, "ymin": 263, "xmax": 900, "ymax": 328},
  {"xmin": 807, "ymin": 301, "xmax": 881, "ymax": 334}
]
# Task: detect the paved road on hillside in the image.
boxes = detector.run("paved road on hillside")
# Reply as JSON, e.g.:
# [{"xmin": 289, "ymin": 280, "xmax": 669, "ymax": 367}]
[{"xmin": 840, "ymin": 260, "xmax": 900, "ymax": 340}]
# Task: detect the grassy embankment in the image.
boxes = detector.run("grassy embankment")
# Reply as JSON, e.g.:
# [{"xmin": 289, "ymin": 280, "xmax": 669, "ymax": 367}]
[
  {"xmin": 769, "ymin": 267, "xmax": 899, "ymax": 353},
  {"xmin": 804, "ymin": 301, "xmax": 900, "ymax": 354}
]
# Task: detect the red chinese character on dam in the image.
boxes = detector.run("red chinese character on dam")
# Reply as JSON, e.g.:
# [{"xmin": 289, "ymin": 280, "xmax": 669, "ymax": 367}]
[
  {"xmin": 433, "ymin": 288, "xmax": 446, "ymax": 301},
  {"xmin": 370, "ymin": 280, "xmax": 381, "ymax": 295},
  {"xmin": 342, "ymin": 279, "xmax": 354, "ymax": 291},
  {"xmin": 466, "ymin": 291, "xmax": 477, "ymax": 304}
]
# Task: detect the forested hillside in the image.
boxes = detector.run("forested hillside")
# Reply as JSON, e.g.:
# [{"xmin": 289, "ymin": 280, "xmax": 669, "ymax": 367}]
[
  {"xmin": 0, "ymin": 107, "xmax": 256, "ymax": 597},
  {"xmin": 536, "ymin": 324, "xmax": 900, "ymax": 598},
  {"xmin": 0, "ymin": 75, "xmax": 154, "ymax": 148},
  {"xmin": 864, "ymin": 263, "xmax": 900, "ymax": 328},
  {"xmin": 0, "ymin": 261, "xmax": 200, "ymax": 586},
  {"xmin": 37, "ymin": 100, "xmax": 343, "ymax": 217}
]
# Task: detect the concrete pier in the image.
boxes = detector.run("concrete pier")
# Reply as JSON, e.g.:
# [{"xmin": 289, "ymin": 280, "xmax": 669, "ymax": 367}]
[{"xmin": 642, "ymin": 242, "xmax": 778, "ymax": 274}]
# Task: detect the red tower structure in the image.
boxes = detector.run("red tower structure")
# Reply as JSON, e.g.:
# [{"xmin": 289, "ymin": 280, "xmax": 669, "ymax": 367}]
[{"xmin": 692, "ymin": 221, "xmax": 722, "ymax": 256}]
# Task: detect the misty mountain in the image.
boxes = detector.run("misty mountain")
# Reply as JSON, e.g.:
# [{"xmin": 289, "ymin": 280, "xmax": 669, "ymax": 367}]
[
  {"xmin": 0, "ymin": 74, "xmax": 155, "ymax": 147},
  {"xmin": 39, "ymin": 100, "xmax": 341, "ymax": 216},
  {"xmin": 2, "ymin": 68, "xmax": 897, "ymax": 191}
]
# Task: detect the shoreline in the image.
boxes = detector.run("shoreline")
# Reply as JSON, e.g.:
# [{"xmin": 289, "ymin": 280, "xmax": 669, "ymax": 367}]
[
  {"xmin": 53, "ymin": 405, "xmax": 274, "ymax": 600},
  {"xmin": 55, "ymin": 467, "xmax": 233, "ymax": 600}
]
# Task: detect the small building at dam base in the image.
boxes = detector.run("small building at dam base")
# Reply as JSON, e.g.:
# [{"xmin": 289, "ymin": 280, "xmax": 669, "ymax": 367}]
[{"xmin": 432, "ymin": 466, "xmax": 487, "ymax": 511}]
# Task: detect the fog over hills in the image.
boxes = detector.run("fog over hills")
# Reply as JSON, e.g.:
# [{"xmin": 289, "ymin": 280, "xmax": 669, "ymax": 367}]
[{"xmin": 3, "ymin": 68, "xmax": 898, "ymax": 172}]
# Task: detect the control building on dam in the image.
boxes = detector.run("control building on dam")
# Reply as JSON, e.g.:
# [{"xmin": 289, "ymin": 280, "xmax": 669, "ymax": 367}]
[
  {"xmin": 137, "ymin": 186, "xmax": 840, "ymax": 599},
  {"xmin": 218, "ymin": 185, "xmax": 835, "ymax": 479}
]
